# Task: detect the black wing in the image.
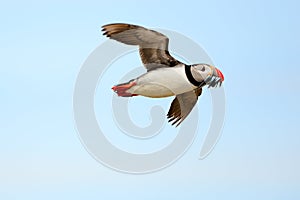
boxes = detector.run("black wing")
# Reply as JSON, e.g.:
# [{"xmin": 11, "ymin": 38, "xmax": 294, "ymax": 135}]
[
  {"xmin": 167, "ymin": 88, "xmax": 202, "ymax": 126},
  {"xmin": 102, "ymin": 23, "xmax": 183, "ymax": 71}
]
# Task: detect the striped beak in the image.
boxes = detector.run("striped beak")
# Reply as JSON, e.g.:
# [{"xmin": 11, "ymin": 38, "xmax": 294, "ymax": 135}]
[
  {"xmin": 215, "ymin": 68, "xmax": 224, "ymax": 82},
  {"xmin": 205, "ymin": 67, "xmax": 224, "ymax": 88}
]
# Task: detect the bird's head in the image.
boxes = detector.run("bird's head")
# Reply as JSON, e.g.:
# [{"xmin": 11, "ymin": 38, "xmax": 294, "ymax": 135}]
[{"xmin": 191, "ymin": 64, "xmax": 224, "ymax": 88}]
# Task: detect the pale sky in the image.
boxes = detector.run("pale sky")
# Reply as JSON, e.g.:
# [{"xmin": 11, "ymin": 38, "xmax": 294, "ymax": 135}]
[{"xmin": 1, "ymin": 0, "xmax": 300, "ymax": 199}]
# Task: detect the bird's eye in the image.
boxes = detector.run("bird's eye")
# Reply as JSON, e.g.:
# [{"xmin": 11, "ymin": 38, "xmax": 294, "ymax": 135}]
[{"xmin": 201, "ymin": 67, "xmax": 205, "ymax": 72}]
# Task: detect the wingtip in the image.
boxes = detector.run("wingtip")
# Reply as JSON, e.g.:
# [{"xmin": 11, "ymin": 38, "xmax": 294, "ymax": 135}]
[
  {"xmin": 167, "ymin": 115, "xmax": 182, "ymax": 127},
  {"xmin": 101, "ymin": 28, "xmax": 111, "ymax": 37}
]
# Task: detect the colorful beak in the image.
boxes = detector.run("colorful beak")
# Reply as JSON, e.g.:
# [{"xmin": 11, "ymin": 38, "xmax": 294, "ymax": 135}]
[{"xmin": 215, "ymin": 68, "xmax": 224, "ymax": 81}]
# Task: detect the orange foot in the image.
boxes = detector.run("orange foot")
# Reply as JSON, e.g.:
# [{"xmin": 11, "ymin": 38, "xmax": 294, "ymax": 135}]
[{"xmin": 112, "ymin": 81, "xmax": 138, "ymax": 97}]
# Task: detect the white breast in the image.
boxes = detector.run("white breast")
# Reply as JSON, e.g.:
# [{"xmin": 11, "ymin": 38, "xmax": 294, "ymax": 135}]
[{"xmin": 128, "ymin": 65, "xmax": 197, "ymax": 98}]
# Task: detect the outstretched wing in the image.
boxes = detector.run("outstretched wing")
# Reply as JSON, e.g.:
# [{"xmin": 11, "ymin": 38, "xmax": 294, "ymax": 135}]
[
  {"xmin": 167, "ymin": 88, "xmax": 202, "ymax": 126},
  {"xmin": 102, "ymin": 23, "xmax": 182, "ymax": 71}
]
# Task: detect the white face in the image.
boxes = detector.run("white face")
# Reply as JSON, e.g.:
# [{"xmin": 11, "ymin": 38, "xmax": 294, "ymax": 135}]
[
  {"xmin": 191, "ymin": 64, "xmax": 222, "ymax": 87},
  {"xmin": 191, "ymin": 64, "xmax": 214, "ymax": 82}
]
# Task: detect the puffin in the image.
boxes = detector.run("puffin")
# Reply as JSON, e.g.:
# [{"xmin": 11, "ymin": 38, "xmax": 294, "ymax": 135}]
[{"xmin": 102, "ymin": 23, "xmax": 224, "ymax": 126}]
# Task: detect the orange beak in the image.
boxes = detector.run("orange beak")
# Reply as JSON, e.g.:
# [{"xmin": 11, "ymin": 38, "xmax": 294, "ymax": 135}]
[{"xmin": 215, "ymin": 68, "xmax": 224, "ymax": 81}]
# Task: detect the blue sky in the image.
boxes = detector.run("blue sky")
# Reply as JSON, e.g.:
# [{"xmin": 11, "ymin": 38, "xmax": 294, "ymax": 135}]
[{"xmin": 1, "ymin": 0, "xmax": 300, "ymax": 199}]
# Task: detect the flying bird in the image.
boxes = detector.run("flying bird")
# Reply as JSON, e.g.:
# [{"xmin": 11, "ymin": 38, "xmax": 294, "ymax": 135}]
[{"xmin": 102, "ymin": 23, "xmax": 224, "ymax": 126}]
